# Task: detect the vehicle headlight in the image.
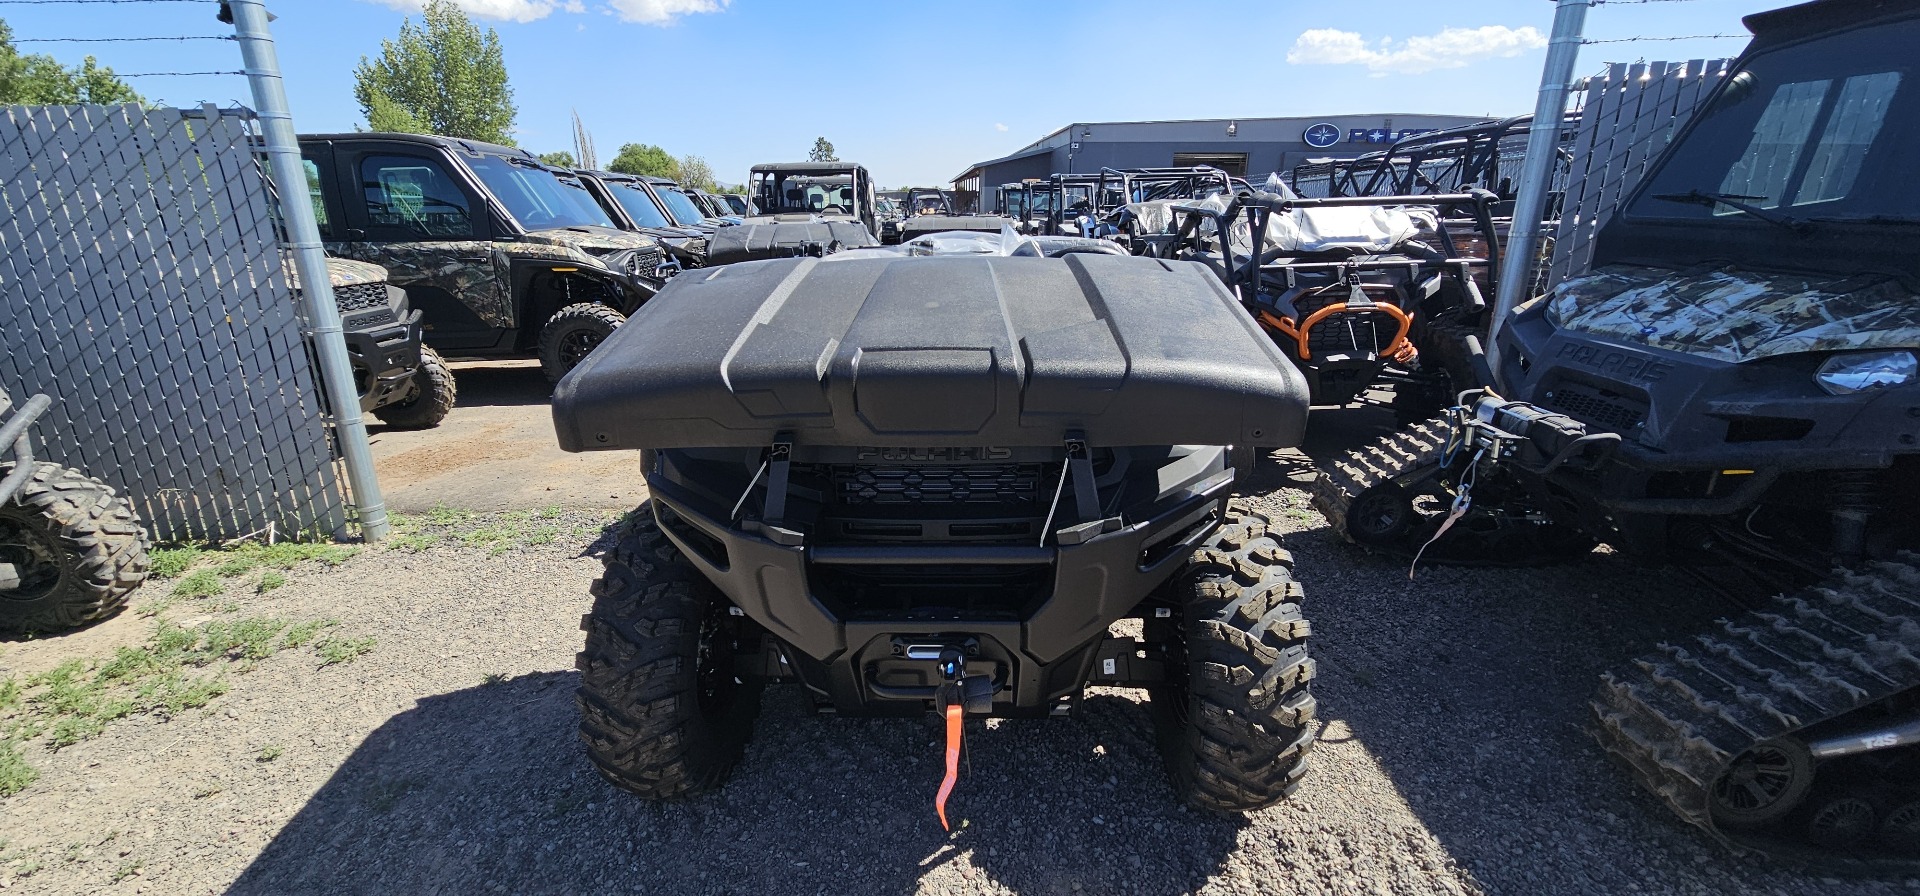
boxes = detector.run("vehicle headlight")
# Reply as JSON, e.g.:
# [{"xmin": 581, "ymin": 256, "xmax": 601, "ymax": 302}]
[{"xmin": 1814, "ymin": 350, "xmax": 1918, "ymax": 395}]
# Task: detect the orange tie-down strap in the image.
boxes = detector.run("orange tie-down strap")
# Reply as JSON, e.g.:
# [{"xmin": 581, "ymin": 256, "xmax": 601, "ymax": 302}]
[{"xmin": 936, "ymin": 702, "xmax": 962, "ymax": 831}]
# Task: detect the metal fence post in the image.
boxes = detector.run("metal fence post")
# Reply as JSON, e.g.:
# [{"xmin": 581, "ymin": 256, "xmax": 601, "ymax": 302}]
[
  {"xmin": 1488, "ymin": 0, "xmax": 1590, "ymax": 378},
  {"xmin": 225, "ymin": 0, "xmax": 390, "ymax": 542}
]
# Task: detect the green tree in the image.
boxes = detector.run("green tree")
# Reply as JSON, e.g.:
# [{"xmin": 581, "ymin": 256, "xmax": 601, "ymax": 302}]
[
  {"xmin": 0, "ymin": 20, "xmax": 141, "ymax": 104},
  {"xmin": 537, "ymin": 150, "xmax": 576, "ymax": 168},
  {"xmin": 353, "ymin": 0, "xmax": 515, "ymax": 144},
  {"xmin": 677, "ymin": 154, "xmax": 717, "ymax": 192},
  {"xmin": 808, "ymin": 137, "xmax": 837, "ymax": 162},
  {"xmin": 607, "ymin": 143, "xmax": 679, "ymax": 179}
]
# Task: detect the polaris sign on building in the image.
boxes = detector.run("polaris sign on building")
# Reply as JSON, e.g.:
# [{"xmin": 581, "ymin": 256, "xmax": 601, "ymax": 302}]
[{"xmin": 953, "ymin": 113, "xmax": 1490, "ymax": 212}]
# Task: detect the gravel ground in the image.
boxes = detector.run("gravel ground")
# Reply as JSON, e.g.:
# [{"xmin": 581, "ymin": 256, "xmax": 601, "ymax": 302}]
[{"xmin": 0, "ymin": 474, "xmax": 1910, "ymax": 895}]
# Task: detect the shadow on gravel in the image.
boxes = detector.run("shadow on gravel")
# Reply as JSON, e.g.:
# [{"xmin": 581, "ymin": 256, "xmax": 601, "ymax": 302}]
[
  {"xmin": 227, "ymin": 676, "xmax": 1241, "ymax": 895},
  {"xmin": 438, "ymin": 362, "xmax": 554, "ymax": 410},
  {"xmin": 1282, "ymin": 528, "xmax": 1868, "ymax": 895}
]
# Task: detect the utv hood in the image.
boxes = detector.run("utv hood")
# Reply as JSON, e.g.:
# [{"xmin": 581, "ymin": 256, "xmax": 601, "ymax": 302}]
[
  {"xmin": 1547, "ymin": 264, "xmax": 1920, "ymax": 364},
  {"xmin": 551, "ymin": 254, "xmax": 1308, "ymax": 451},
  {"xmin": 520, "ymin": 225, "xmax": 662, "ymax": 256}
]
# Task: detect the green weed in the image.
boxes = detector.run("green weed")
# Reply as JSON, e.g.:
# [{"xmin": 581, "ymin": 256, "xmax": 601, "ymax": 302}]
[
  {"xmin": 316, "ymin": 636, "xmax": 376, "ymax": 667},
  {"xmin": 146, "ymin": 547, "xmax": 203, "ymax": 579},
  {"xmin": 256, "ymin": 745, "xmax": 282, "ymax": 762},
  {"xmin": 170, "ymin": 570, "xmax": 223, "ymax": 599},
  {"xmin": 0, "ymin": 741, "xmax": 37, "ymax": 796},
  {"xmin": 256, "ymin": 571, "xmax": 287, "ymax": 593}
]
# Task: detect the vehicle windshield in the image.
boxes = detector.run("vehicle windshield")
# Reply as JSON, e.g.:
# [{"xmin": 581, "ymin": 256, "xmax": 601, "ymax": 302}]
[
  {"xmin": 605, "ymin": 180, "xmax": 674, "ymax": 228},
  {"xmin": 651, "ymin": 184, "xmax": 707, "ymax": 225},
  {"xmin": 911, "ymin": 194, "xmax": 948, "ymax": 214},
  {"xmin": 755, "ymin": 172, "xmax": 860, "ymax": 215},
  {"xmin": 1629, "ymin": 20, "xmax": 1918, "ymax": 225},
  {"xmin": 468, "ymin": 155, "xmax": 614, "ymax": 230},
  {"xmin": 876, "ymin": 198, "xmax": 898, "ymax": 218}
]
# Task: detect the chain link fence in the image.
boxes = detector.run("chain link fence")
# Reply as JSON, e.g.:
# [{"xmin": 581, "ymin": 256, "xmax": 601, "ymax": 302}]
[{"xmin": 0, "ymin": 102, "xmax": 347, "ymax": 544}]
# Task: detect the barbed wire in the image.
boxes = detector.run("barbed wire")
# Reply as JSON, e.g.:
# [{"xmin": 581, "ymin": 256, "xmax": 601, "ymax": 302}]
[
  {"xmin": 117, "ymin": 70, "xmax": 243, "ymax": 77},
  {"xmin": 1583, "ymin": 34, "xmax": 1744, "ymax": 43},
  {"xmin": 0, "ymin": 0, "xmax": 214, "ymax": 5},
  {"xmin": 14, "ymin": 36, "xmax": 233, "ymax": 42}
]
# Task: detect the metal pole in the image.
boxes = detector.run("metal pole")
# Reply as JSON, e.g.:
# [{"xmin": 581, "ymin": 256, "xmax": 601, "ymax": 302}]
[
  {"xmin": 1487, "ymin": 0, "xmax": 1590, "ymax": 380},
  {"xmin": 225, "ymin": 0, "xmax": 390, "ymax": 541}
]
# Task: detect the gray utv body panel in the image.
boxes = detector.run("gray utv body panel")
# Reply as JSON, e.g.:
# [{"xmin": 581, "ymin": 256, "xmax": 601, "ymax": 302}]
[{"xmin": 552, "ymin": 254, "xmax": 1307, "ymax": 451}]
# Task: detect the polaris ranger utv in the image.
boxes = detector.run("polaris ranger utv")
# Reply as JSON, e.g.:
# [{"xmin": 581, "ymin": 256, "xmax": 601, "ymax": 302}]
[
  {"xmin": 711, "ymin": 162, "xmax": 883, "ymax": 265},
  {"xmin": 297, "ymin": 133, "xmax": 668, "ymax": 382},
  {"xmin": 1314, "ymin": 0, "xmax": 1919, "ymax": 863},
  {"xmin": 552, "ymin": 240, "xmax": 1317, "ymax": 820}
]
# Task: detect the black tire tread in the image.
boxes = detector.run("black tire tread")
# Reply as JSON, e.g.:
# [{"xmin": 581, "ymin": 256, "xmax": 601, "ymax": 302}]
[
  {"xmin": 539, "ymin": 303, "xmax": 626, "ymax": 383},
  {"xmin": 0, "ymin": 462, "xmax": 148, "ymax": 633},
  {"xmin": 575, "ymin": 509, "xmax": 760, "ymax": 799},
  {"xmin": 1156, "ymin": 499, "xmax": 1317, "ymax": 812},
  {"xmin": 372, "ymin": 344, "xmax": 456, "ymax": 429}
]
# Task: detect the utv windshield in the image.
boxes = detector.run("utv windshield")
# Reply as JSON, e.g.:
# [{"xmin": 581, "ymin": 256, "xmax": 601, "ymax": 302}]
[
  {"xmin": 652, "ymin": 185, "xmax": 708, "ymax": 226},
  {"xmin": 756, "ymin": 173, "xmax": 860, "ymax": 215},
  {"xmin": 469, "ymin": 156, "xmax": 615, "ymax": 230},
  {"xmin": 1629, "ymin": 20, "xmax": 1918, "ymax": 225},
  {"xmin": 605, "ymin": 180, "xmax": 674, "ymax": 228}
]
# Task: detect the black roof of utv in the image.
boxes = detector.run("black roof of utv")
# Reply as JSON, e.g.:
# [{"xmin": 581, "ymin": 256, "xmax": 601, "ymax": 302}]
[{"xmin": 551, "ymin": 254, "xmax": 1307, "ymax": 451}]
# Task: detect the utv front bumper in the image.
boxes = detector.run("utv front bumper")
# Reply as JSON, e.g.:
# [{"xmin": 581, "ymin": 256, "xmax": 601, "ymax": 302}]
[
  {"xmin": 642, "ymin": 454, "xmax": 1234, "ymax": 717},
  {"xmin": 344, "ymin": 308, "xmax": 424, "ymax": 414}
]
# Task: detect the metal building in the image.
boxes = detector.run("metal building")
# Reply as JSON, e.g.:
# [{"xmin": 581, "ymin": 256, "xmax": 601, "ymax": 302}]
[{"xmin": 952, "ymin": 113, "xmax": 1492, "ymax": 212}]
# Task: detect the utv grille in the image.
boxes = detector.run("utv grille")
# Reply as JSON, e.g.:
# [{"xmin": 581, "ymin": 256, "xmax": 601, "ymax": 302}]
[
  {"xmin": 334, "ymin": 282, "xmax": 388, "ymax": 314},
  {"xmin": 1543, "ymin": 382, "xmax": 1646, "ymax": 433},
  {"xmin": 834, "ymin": 464, "xmax": 1044, "ymax": 507},
  {"xmin": 626, "ymin": 248, "xmax": 669, "ymax": 282}
]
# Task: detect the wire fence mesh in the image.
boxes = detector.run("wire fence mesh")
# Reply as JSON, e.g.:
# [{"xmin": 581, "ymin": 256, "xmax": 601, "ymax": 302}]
[{"xmin": 0, "ymin": 102, "xmax": 347, "ymax": 544}]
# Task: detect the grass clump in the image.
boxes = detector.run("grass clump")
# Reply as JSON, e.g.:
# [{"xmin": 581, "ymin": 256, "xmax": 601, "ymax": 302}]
[
  {"xmin": 316, "ymin": 636, "xmax": 377, "ymax": 667},
  {"xmin": 385, "ymin": 505, "xmax": 600, "ymax": 555},
  {"xmin": 0, "ymin": 614, "xmax": 372, "ymax": 796}
]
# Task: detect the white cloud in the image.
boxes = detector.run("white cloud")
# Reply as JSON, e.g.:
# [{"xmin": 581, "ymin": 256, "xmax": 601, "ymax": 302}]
[
  {"xmin": 604, "ymin": 0, "xmax": 729, "ymax": 25},
  {"xmin": 994, "ymin": 123, "xmax": 1008, "ymax": 132},
  {"xmin": 368, "ymin": 0, "xmax": 561, "ymax": 23},
  {"xmin": 1286, "ymin": 25, "xmax": 1546, "ymax": 75}
]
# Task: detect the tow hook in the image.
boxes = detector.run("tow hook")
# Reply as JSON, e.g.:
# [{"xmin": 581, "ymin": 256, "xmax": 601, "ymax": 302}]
[{"xmin": 931, "ymin": 648, "xmax": 992, "ymax": 830}]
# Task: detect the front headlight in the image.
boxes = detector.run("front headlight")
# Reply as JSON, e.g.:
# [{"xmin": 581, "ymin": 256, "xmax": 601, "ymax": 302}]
[{"xmin": 1815, "ymin": 350, "xmax": 1918, "ymax": 395}]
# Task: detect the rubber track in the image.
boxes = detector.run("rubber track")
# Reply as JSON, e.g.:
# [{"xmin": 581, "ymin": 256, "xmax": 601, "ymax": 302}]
[
  {"xmin": 1161, "ymin": 499, "xmax": 1318, "ymax": 812},
  {"xmin": 1591, "ymin": 556, "xmax": 1920, "ymax": 868},
  {"xmin": 1310, "ymin": 416, "xmax": 1451, "ymax": 558},
  {"xmin": 0, "ymin": 462, "xmax": 149, "ymax": 633}
]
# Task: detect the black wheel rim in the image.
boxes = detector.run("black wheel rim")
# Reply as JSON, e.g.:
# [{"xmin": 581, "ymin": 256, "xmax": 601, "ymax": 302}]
[
  {"xmin": 1809, "ymin": 797, "xmax": 1877, "ymax": 848},
  {"xmin": 559, "ymin": 330, "xmax": 603, "ymax": 369},
  {"xmin": 1713, "ymin": 743, "xmax": 1805, "ymax": 816},
  {"xmin": 1348, "ymin": 484, "xmax": 1413, "ymax": 546},
  {"xmin": 0, "ymin": 513, "xmax": 62, "ymax": 601}
]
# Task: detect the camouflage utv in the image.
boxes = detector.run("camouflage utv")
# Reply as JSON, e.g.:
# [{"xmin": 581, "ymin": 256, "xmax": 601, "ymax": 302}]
[
  {"xmin": 314, "ymin": 258, "xmax": 454, "ymax": 429},
  {"xmin": 297, "ymin": 133, "xmax": 670, "ymax": 382}
]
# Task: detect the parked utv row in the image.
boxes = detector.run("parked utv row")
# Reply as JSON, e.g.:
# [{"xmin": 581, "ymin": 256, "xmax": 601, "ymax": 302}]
[{"xmin": 1309, "ymin": 0, "xmax": 1919, "ymax": 867}]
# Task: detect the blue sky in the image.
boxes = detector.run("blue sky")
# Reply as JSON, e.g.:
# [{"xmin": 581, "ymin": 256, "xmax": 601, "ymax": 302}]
[{"xmin": 8, "ymin": 0, "xmax": 1775, "ymax": 186}]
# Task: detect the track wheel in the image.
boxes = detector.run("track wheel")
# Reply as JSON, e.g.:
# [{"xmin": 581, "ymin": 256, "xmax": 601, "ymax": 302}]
[
  {"xmin": 539, "ymin": 303, "xmax": 626, "ymax": 383},
  {"xmin": 576, "ymin": 506, "xmax": 763, "ymax": 799},
  {"xmin": 1709, "ymin": 738, "xmax": 1815, "ymax": 830},
  {"xmin": 1150, "ymin": 499, "xmax": 1316, "ymax": 812},
  {"xmin": 1879, "ymin": 800, "xmax": 1920, "ymax": 851},
  {"xmin": 1807, "ymin": 795, "xmax": 1878, "ymax": 849}
]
